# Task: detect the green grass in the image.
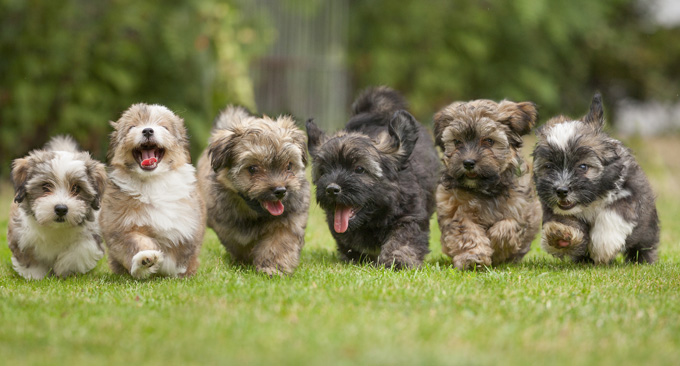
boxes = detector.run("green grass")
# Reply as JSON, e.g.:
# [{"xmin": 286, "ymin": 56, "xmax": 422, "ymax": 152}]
[{"xmin": 2, "ymin": 137, "xmax": 680, "ymax": 366}]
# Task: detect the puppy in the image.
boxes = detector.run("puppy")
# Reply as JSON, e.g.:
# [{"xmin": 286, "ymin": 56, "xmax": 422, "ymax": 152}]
[
  {"xmin": 434, "ymin": 99, "xmax": 541, "ymax": 270},
  {"xmin": 7, "ymin": 136, "xmax": 107, "ymax": 279},
  {"xmin": 100, "ymin": 104, "xmax": 206, "ymax": 279},
  {"xmin": 197, "ymin": 106, "xmax": 310, "ymax": 276},
  {"xmin": 306, "ymin": 87, "xmax": 440, "ymax": 269},
  {"xmin": 533, "ymin": 93, "xmax": 659, "ymax": 264}
]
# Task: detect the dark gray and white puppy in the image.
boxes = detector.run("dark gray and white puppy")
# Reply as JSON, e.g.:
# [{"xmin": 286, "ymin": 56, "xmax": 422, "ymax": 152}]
[
  {"xmin": 533, "ymin": 93, "xmax": 660, "ymax": 264},
  {"xmin": 8, "ymin": 136, "xmax": 107, "ymax": 279},
  {"xmin": 306, "ymin": 87, "xmax": 440, "ymax": 269}
]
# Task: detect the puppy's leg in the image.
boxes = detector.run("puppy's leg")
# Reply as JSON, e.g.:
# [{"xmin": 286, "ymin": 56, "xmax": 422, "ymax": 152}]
[
  {"xmin": 488, "ymin": 219, "xmax": 527, "ymax": 264},
  {"xmin": 541, "ymin": 217, "xmax": 589, "ymax": 260},
  {"xmin": 440, "ymin": 211, "xmax": 492, "ymax": 270},
  {"xmin": 251, "ymin": 229, "xmax": 303, "ymax": 276},
  {"xmin": 377, "ymin": 221, "xmax": 429, "ymax": 270},
  {"xmin": 108, "ymin": 231, "xmax": 164, "ymax": 279},
  {"xmin": 11, "ymin": 256, "xmax": 49, "ymax": 280},
  {"xmin": 337, "ymin": 240, "xmax": 375, "ymax": 264},
  {"xmin": 53, "ymin": 239, "xmax": 104, "ymax": 277}
]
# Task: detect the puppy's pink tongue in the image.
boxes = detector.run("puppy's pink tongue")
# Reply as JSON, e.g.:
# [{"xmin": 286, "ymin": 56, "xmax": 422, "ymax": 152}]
[
  {"xmin": 334, "ymin": 205, "xmax": 352, "ymax": 233},
  {"xmin": 264, "ymin": 201, "xmax": 284, "ymax": 216},
  {"xmin": 558, "ymin": 240, "xmax": 570, "ymax": 247},
  {"xmin": 141, "ymin": 157, "xmax": 157, "ymax": 167}
]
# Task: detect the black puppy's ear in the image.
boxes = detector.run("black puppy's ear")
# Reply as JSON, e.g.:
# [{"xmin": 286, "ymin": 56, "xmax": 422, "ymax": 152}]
[
  {"xmin": 305, "ymin": 119, "xmax": 327, "ymax": 158},
  {"xmin": 208, "ymin": 129, "xmax": 241, "ymax": 172},
  {"xmin": 86, "ymin": 160, "xmax": 107, "ymax": 210},
  {"xmin": 583, "ymin": 93, "xmax": 605, "ymax": 131},
  {"xmin": 11, "ymin": 157, "xmax": 31, "ymax": 203},
  {"xmin": 377, "ymin": 110, "xmax": 420, "ymax": 167}
]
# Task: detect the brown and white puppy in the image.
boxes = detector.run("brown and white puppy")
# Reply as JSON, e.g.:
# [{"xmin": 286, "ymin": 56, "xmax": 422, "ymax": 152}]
[
  {"xmin": 533, "ymin": 93, "xmax": 660, "ymax": 264},
  {"xmin": 197, "ymin": 106, "xmax": 309, "ymax": 276},
  {"xmin": 434, "ymin": 99, "xmax": 541, "ymax": 270},
  {"xmin": 101, "ymin": 104, "xmax": 206, "ymax": 279},
  {"xmin": 8, "ymin": 136, "xmax": 107, "ymax": 279}
]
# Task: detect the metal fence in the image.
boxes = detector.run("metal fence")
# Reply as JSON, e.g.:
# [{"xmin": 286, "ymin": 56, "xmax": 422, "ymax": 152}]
[{"xmin": 244, "ymin": 0, "xmax": 350, "ymax": 130}]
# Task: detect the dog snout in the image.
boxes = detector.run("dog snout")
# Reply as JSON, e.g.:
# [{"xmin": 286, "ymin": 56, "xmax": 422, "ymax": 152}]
[
  {"xmin": 463, "ymin": 159, "xmax": 476, "ymax": 170},
  {"xmin": 555, "ymin": 186, "xmax": 570, "ymax": 199},
  {"xmin": 272, "ymin": 186, "xmax": 287, "ymax": 199},
  {"xmin": 326, "ymin": 183, "xmax": 341, "ymax": 197},
  {"xmin": 54, "ymin": 204, "xmax": 68, "ymax": 217},
  {"xmin": 142, "ymin": 128, "xmax": 154, "ymax": 138}
]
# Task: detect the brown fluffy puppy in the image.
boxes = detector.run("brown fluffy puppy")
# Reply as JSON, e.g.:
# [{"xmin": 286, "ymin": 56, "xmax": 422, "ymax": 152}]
[
  {"xmin": 197, "ymin": 106, "xmax": 309, "ymax": 276},
  {"xmin": 8, "ymin": 136, "xmax": 107, "ymax": 279},
  {"xmin": 100, "ymin": 104, "xmax": 206, "ymax": 279},
  {"xmin": 434, "ymin": 100, "xmax": 541, "ymax": 270}
]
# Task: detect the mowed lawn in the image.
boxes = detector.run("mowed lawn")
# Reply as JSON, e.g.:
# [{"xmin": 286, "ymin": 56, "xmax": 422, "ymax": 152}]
[{"xmin": 1, "ymin": 136, "xmax": 679, "ymax": 366}]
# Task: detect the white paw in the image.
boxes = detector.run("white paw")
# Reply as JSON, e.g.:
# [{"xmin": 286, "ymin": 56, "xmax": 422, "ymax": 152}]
[
  {"xmin": 131, "ymin": 250, "xmax": 164, "ymax": 279},
  {"xmin": 12, "ymin": 257, "xmax": 49, "ymax": 280}
]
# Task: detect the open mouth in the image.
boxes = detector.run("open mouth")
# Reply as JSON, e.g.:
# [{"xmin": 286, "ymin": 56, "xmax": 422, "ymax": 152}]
[
  {"xmin": 334, "ymin": 204, "xmax": 359, "ymax": 234},
  {"xmin": 262, "ymin": 200, "xmax": 285, "ymax": 216},
  {"xmin": 464, "ymin": 172, "xmax": 479, "ymax": 179},
  {"xmin": 133, "ymin": 143, "xmax": 165, "ymax": 171},
  {"xmin": 557, "ymin": 200, "xmax": 577, "ymax": 210},
  {"xmin": 55, "ymin": 217, "xmax": 66, "ymax": 223}
]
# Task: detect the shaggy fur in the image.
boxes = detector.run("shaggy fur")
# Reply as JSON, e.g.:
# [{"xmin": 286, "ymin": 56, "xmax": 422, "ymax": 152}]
[
  {"xmin": 100, "ymin": 103, "xmax": 206, "ymax": 279},
  {"xmin": 434, "ymin": 99, "xmax": 541, "ymax": 270},
  {"xmin": 533, "ymin": 93, "xmax": 659, "ymax": 264},
  {"xmin": 7, "ymin": 136, "xmax": 107, "ymax": 279},
  {"xmin": 197, "ymin": 106, "xmax": 310, "ymax": 276},
  {"xmin": 306, "ymin": 87, "xmax": 440, "ymax": 269}
]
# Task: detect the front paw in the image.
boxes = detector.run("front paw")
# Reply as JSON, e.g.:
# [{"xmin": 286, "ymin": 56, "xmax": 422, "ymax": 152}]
[
  {"xmin": 377, "ymin": 246, "xmax": 421, "ymax": 270},
  {"xmin": 542, "ymin": 222, "xmax": 585, "ymax": 250},
  {"xmin": 131, "ymin": 250, "xmax": 164, "ymax": 279},
  {"xmin": 256, "ymin": 265, "xmax": 286, "ymax": 277},
  {"xmin": 452, "ymin": 252, "xmax": 492, "ymax": 271}
]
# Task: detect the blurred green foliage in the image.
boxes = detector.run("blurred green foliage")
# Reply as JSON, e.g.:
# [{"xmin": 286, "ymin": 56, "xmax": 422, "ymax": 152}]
[
  {"xmin": 0, "ymin": 0, "xmax": 272, "ymax": 176},
  {"xmin": 349, "ymin": 0, "xmax": 680, "ymax": 123}
]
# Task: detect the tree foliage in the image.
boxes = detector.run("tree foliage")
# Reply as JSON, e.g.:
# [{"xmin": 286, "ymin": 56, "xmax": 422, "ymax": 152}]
[
  {"xmin": 349, "ymin": 0, "xmax": 680, "ymax": 124},
  {"xmin": 0, "ymin": 0, "xmax": 271, "ymax": 176}
]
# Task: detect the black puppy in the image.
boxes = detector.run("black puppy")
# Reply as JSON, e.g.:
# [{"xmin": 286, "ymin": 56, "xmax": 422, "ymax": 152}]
[{"xmin": 306, "ymin": 87, "xmax": 440, "ymax": 269}]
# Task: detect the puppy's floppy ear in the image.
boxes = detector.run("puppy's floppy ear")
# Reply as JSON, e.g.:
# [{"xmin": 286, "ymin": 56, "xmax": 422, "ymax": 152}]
[
  {"xmin": 497, "ymin": 101, "xmax": 538, "ymax": 137},
  {"xmin": 106, "ymin": 120, "xmax": 119, "ymax": 162},
  {"xmin": 305, "ymin": 119, "xmax": 327, "ymax": 158},
  {"xmin": 208, "ymin": 129, "xmax": 240, "ymax": 172},
  {"xmin": 86, "ymin": 160, "xmax": 107, "ymax": 210},
  {"xmin": 583, "ymin": 92, "xmax": 605, "ymax": 131},
  {"xmin": 377, "ymin": 110, "xmax": 420, "ymax": 167},
  {"xmin": 433, "ymin": 108, "xmax": 452, "ymax": 149},
  {"xmin": 292, "ymin": 128, "xmax": 309, "ymax": 166},
  {"xmin": 11, "ymin": 157, "xmax": 31, "ymax": 203}
]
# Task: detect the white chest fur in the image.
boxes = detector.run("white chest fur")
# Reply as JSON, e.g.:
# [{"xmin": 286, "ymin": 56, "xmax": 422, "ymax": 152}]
[{"xmin": 109, "ymin": 164, "xmax": 202, "ymax": 247}]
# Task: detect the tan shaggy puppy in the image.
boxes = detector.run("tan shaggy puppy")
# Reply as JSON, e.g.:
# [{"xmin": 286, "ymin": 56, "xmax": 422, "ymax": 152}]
[
  {"xmin": 197, "ymin": 106, "xmax": 309, "ymax": 276},
  {"xmin": 100, "ymin": 104, "xmax": 206, "ymax": 279},
  {"xmin": 434, "ymin": 100, "xmax": 541, "ymax": 270},
  {"xmin": 8, "ymin": 136, "xmax": 107, "ymax": 279}
]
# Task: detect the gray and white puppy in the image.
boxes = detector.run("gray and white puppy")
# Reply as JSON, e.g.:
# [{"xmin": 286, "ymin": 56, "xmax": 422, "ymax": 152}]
[
  {"xmin": 8, "ymin": 136, "xmax": 107, "ymax": 279},
  {"xmin": 533, "ymin": 94, "xmax": 660, "ymax": 264}
]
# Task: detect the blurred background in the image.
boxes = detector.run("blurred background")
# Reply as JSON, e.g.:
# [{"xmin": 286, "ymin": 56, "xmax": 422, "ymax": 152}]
[{"xmin": 1, "ymin": 0, "xmax": 679, "ymax": 177}]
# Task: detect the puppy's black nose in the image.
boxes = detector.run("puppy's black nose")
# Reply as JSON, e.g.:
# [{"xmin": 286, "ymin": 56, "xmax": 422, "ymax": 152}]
[
  {"xmin": 54, "ymin": 204, "xmax": 68, "ymax": 217},
  {"xmin": 463, "ymin": 159, "xmax": 476, "ymax": 170},
  {"xmin": 326, "ymin": 183, "xmax": 341, "ymax": 196},
  {"xmin": 142, "ymin": 128, "xmax": 154, "ymax": 137},
  {"xmin": 556, "ymin": 187, "xmax": 570, "ymax": 198},
  {"xmin": 273, "ymin": 187, "xmax": 287, "ymax": 199}
]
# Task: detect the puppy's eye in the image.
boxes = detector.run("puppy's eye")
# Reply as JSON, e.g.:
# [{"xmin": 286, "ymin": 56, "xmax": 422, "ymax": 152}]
[
  {"xmin": 453, "ymin": 139, "xmax": 463, "ymax": 147},
  {"xmin": 42, "ymin": 183, "xmax": 53, "ymax": 193},
  {"xmin": 70, "ymin": 184, "xmax": 81, "ymax": 195},
  {"xmin": 543, "ymin": 163, "xmax": 556, "ymax": 171},
  {"xmin": 128, "ymin": 125, "xmax": 136, "ymax": 131},
  {"xmin": 286, "ymin": 162, "xmax": 293, "ymax": 171},
  {"xmin": 248, "ymin": 165, "xmax": 259, "ymax": 174},
  {"xmin": 578, "ymin": 164, "xmax": 589, "ymax": 172},
  {"xmin": 481, "ymin": 138, "xmax": 494, "ymax": 147},
  {"xmin": 354, "ymin": 166, "xmax": 365, "ymax": 174}
]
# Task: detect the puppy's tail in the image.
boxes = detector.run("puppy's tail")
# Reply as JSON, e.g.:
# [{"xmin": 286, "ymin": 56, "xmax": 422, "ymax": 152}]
[
  {"xmin": 44, "ymin": 135, "xmax": 80, "ymax": 153},
  {"xmin": 351, "ymin": 86, "xmax": 408, "ymax": 117},
  {"xmin": 213, "ymin": 105, "xmax": 251, "ymax": 130}
]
